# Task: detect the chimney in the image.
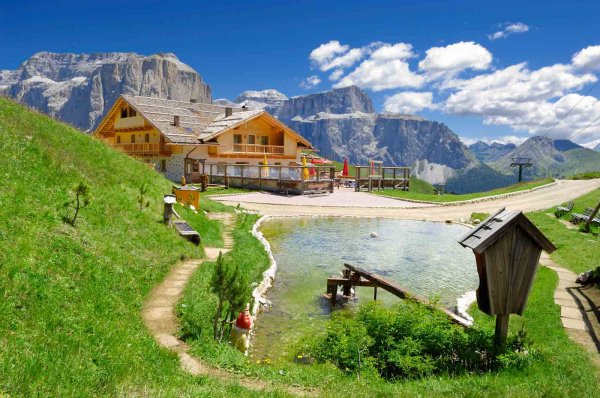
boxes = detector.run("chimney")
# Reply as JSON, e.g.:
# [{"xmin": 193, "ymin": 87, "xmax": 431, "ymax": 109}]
[
  {"xmin": 190, "ymin": 98, "xmax": 197, "ymax": 103},
  {"xmin": 173, "ymin": 115, "xmax": 180, "ymax": 127},
  {"xmin": 225, "ymin": 107, "xmax": 233, "ymax": 117}
]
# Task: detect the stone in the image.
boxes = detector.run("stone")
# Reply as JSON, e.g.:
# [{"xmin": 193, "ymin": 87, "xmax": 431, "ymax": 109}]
[{"xmin": 561, "ymin": 317, "xmax": 589, "ymax": 331}]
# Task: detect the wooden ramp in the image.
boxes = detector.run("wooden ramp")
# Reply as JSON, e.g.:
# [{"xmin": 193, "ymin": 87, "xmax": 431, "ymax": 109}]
[{"xmin": 326, "ymin": 263, "xmax": 471, "ymax": 328}]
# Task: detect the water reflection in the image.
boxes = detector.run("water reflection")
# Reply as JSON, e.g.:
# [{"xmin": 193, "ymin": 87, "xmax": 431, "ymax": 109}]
[{"xmin": 252, "ymin": 217, "xmax": 478, "ymax": 360}]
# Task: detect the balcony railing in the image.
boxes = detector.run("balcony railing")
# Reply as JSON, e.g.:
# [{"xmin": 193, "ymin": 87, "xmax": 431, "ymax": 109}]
[
  {"xmin": 232, "ymin": 144, "xmax": 285, "ymax": 154},
  {"xmin": 115, "ymin": 143, "xmax": 165, "ymax": 155}
]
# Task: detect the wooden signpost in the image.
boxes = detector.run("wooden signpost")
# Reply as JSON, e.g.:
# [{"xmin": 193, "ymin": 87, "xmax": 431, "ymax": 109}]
[{"xmin": 458, "ymin": 208, "xmax": 556, "ymax": 346}]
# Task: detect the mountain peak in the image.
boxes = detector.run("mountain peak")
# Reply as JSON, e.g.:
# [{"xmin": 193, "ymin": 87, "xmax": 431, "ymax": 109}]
[{"xmin": 1, "ymin": 51, "xmax": 211, "ymax": 131}]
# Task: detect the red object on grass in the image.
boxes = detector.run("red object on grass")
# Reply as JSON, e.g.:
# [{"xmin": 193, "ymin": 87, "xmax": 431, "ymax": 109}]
[
  {"xmin": 342, "ymin": 158, "xmax": 349, "ymax": 176},
  {"xmin": 235, "ymin": 308, "xmax": 252, "ymax": 330}
]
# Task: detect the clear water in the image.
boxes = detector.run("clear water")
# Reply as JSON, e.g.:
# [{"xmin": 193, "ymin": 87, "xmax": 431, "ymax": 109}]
[{"xmin": 252, "ymin": 217, "xmax": 478, "ymax": 360}]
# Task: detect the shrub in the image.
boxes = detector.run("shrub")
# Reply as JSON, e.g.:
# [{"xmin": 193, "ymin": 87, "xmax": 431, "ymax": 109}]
[{"xmin": 300, "ymin": 301, "xmax": 535, "ymax": 380}]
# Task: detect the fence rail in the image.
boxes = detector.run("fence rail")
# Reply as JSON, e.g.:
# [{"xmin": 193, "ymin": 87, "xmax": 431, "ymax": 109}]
[{"xmin": 232, "ymin": 144, "xmax": 285, "ymax": 154}]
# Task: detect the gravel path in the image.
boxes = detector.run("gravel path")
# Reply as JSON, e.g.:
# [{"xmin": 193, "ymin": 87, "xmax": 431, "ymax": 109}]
[{"xmin": 214, "ymin": 179, "xmax": 600, "ymax": 221}]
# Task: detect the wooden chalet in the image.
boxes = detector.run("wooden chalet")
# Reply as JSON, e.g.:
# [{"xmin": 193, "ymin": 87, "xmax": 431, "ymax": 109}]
[{"xmin": 93, "ymin": 95, "xmax": 314, "ymax": 183}]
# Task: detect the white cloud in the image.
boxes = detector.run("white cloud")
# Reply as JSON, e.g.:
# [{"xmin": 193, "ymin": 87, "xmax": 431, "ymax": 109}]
[
  {"xmin": 488, "ymin": 22, "xmax": 530, "ymax": 40},
  {"xmin": 581, "ymin": 138, "xmax": 600, "ymax": 149},
  {"xmin": 329, "ymin": 69, "xmax": 344, "ymax": 81},
  {"xmin": 384, "ymin": 92, "xmax": 434, "ymax": 113},
  {"xmin": 418, "ymin": 41, "xmax": 492, "ymax": 79},
  {"xmin": 309, "ymin": 40, "xmax": 348, "ymax": 67},
  {"xmin": 443, "ymin": 62, "xmax": 600, "ymax": 141},
  {"xmin": 334, "ymin": 58, "xmax": 424, "ymax": 91},
  {"xmin": 370, "ymin": 43, "xmax": 415, "ymax": 60},
  {"xmin": 572, "ymin": 45, "xmax": 600, "ymax": 71},
  {"xmin": 299, "ymin": 75, "xmax": 321, "ymax": 89},
  {"xmin": 320, "ymin": 48, "xmax": 365, "ymax": 71}
]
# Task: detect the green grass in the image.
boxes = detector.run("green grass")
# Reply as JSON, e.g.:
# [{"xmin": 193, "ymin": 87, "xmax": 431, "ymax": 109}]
[
  {"xmin": 0, "ymin": 98, "xmax": 265, "ymax": 397},
  {"xmin": 570, "ymin": 172, "xmax": 600, "ymax": 180},
  {"xmin": 2, "ymin": 97, "xmax": 599, "ymax": 397},
  {"xmin": 373, "ymin": 178, "xmax": 554, "ymax": 203},
  {"xmin": 528, "ymin": 188, "xmax": 600, "ymax": 274}
]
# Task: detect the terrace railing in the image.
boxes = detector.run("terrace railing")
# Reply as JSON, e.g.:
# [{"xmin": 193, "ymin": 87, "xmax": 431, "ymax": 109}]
[
  {"xmin": 115, "ymin": 143, "xmax": 167, "ymax": 156},
  {"xmin": 232, "ymin": 144, "xmax": 285, "ymax": 155}
]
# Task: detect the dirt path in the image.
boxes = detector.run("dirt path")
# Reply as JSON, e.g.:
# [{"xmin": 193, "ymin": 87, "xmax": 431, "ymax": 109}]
[
  {"xmin": 215, "ymin": 179, "xmax": 600, "ymax": 221},
  {"xmin": 142, "ymin": 213, "xmax": 315, "ymax": 396}
]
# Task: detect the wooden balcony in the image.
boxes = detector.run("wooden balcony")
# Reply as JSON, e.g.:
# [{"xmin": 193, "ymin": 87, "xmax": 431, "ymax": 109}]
[
  {"xmin": 232, "ymin": 144, "xmax": 285, "ymax": 155},
  {"xmin": 114, "ymin": 143, "xmax": 169, "ymax": 156}
]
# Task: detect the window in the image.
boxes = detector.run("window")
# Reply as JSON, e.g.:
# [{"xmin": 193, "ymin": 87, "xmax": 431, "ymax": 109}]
[
  {"xmin": 121, "ymin": 106, "xmax": 137, "ymax": 118},
  {"xmin": 248, "ymin": 135, "xmax": 256, "ymax": 145},
  {"xmin": 260, "ymin": 136, "xmax": 269, "ymax": 146},
  {"xmin": 233, "ymin": 134, "xmax": 242, "ymax": 144},
  {"xmin": 116, "ymin": 135, "xmax": 121, "ymax": 144},
  {"xmin": 144, "ymin": 133, "xmax": 150, "ymax": 143},
  {"xmin": 131, "ymin": 135, "xmax": 135, "ymax": 144},
  {"xmin": 161, "ymin": 160, "xmax": 166, "ymax": 171}
]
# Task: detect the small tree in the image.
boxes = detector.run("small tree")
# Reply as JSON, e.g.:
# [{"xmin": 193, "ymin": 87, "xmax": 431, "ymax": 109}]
[
  {"xmin": 137, "ymin": 183, "xmax": 150, "ymax": 211},
  {"xmin": 63, "ymin": 182, "xmax": 91, "ymax": 226},
  {"xmin": 221, "ymin": 264, "xmax": 250, "ymax": 341},
  {"xmin": 211, "ymin": 252, "xmax": 231, "ymax": 340},
  {"xmin": 210, "ymin": 253, "xmax": 251, "ymax": 341}
]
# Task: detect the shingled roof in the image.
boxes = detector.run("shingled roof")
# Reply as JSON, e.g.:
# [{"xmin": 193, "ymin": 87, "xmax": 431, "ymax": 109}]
[
  {"xmin": 458, "ymin": 208, "xmax": 556, "ymax": 254},
  {"xmin": 97, "ymin": 95, "xmax": 312, "ymax": 147}
]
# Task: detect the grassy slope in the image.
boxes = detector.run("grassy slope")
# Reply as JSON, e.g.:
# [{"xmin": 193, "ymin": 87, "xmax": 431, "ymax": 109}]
[
  {"xmin": 0, "ymin": 99, "xmax": 265, "ymax": 397},
  {"xmin": 373, "ymin": 178, "xmax": 554, "ymax": 202},
  {"xmin": 528, "ymin": 188, "xmax": 600, "ymax": 273}
]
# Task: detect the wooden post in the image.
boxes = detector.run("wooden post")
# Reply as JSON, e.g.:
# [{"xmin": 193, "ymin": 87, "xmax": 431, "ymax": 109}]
[
  {"xmin": 241, "ymin": 164, "xmax": 244, "ymax": 187},
  {"xmin": 584, "ymin": 200, "xmax": 600, "ymax": 231},
  {"xmin": 259, "ymin": 165, "xmax": 262, "ymax": 190},
  {"xmin": 373, "ymin": 286, "xmax": 377, "ymax": 301},
  {"xmin": 224, "ymin": 165, "xmax": 228, "ymax": 189},
  {"xmin": 355, "ymin": 166, "xmax": 360, "ymax": 192},
  {"xmin": 495, "ymin": 314, "xmax": 509, "ymax": 348}
]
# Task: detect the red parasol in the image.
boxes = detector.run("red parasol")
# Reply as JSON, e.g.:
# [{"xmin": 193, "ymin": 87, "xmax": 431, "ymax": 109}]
[{"xmin": 342, "ymin": 158, "xmax": 349, "ymax": 176}]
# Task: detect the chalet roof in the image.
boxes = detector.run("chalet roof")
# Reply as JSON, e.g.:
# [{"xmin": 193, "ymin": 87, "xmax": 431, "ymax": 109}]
[
  {"xmin": 107, "ymin": 95, "xmax": 312, "ymax": 147},
  {"xmin": 458, "ymin": 208, "xmax": 556, "ymax": 254}
]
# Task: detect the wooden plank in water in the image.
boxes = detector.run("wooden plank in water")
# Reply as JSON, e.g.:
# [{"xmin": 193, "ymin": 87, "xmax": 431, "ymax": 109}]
[{"xmin": 343, "ymin": 263, "xmax": 471, "ymax": 328}]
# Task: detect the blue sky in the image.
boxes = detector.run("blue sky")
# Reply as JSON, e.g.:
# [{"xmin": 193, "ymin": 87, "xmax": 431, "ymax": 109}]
[{"xmin": 2, "ymin": 0, "xmax": 600, "ymax": 145}]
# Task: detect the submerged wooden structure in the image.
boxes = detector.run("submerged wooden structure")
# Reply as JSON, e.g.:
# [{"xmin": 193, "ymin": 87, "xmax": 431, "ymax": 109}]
[
  {"xmin": 198, "ymin": 163, "xmax": 336, "ymax": 195},
  {"xmin": 458, "ymin": 208, "xmax": 556, "ymax": 344},
  {"xmin": 325, "ymin": 263, "xmax": 471, "ymax": 328},
  {"xmin": 354, "ymin": 162, "xmax": 410, "ymax": 192}
]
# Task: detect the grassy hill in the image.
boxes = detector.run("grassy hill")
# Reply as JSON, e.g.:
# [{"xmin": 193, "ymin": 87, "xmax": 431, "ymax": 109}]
[{"xmin": 0, "ymin": 98, "xmax": 261, "ymax": 397}]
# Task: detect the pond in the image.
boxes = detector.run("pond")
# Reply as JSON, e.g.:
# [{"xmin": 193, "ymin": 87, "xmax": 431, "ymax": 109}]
[{"xmin": 252, "ymin": 217, "xmax": 478, "ymax": 360}]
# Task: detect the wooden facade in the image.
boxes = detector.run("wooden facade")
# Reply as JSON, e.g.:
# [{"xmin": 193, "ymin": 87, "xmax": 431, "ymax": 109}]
[{"xmin": 93, "ymin": 95, "xmax": 314, "ymax": 184}]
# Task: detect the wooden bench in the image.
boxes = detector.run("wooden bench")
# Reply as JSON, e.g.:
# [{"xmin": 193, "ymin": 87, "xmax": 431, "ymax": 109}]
[
  {"xmin": 173, "ymin": 220, "xmax": 201, "ymax": 245},
  {"xmin": 555, "ymin": 201, "xmax": 574, "ymax": 217},
  {"xmin": 571, "ymin": 207, "xmax": 600, "ymax": 225}
]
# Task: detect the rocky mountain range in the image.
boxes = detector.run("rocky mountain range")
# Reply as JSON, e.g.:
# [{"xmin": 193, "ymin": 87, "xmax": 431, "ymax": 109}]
[
  {"xmin": 0, "ymin": 52, "xmax": 211, "ymax": 131},
  {"xmin": 491, "ymin": 136, "xmax": 600, "ymax": 179},
  {"xmin": 469, "ymin": 141, "xmax": 516, "ymax": 163},
  {"xmin": 3, "ymin": 52, "xmax": 597, "ymax": 193}
]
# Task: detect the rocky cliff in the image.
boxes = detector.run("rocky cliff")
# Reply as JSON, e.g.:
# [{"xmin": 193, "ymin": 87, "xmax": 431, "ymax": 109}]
[
  {"xmin": 235, "ymin": 89, "xmax": 288, "ymax": 109},
  {"xmin": 0, "ymin": 52, "xmax": 212, "ymax": 131}
]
